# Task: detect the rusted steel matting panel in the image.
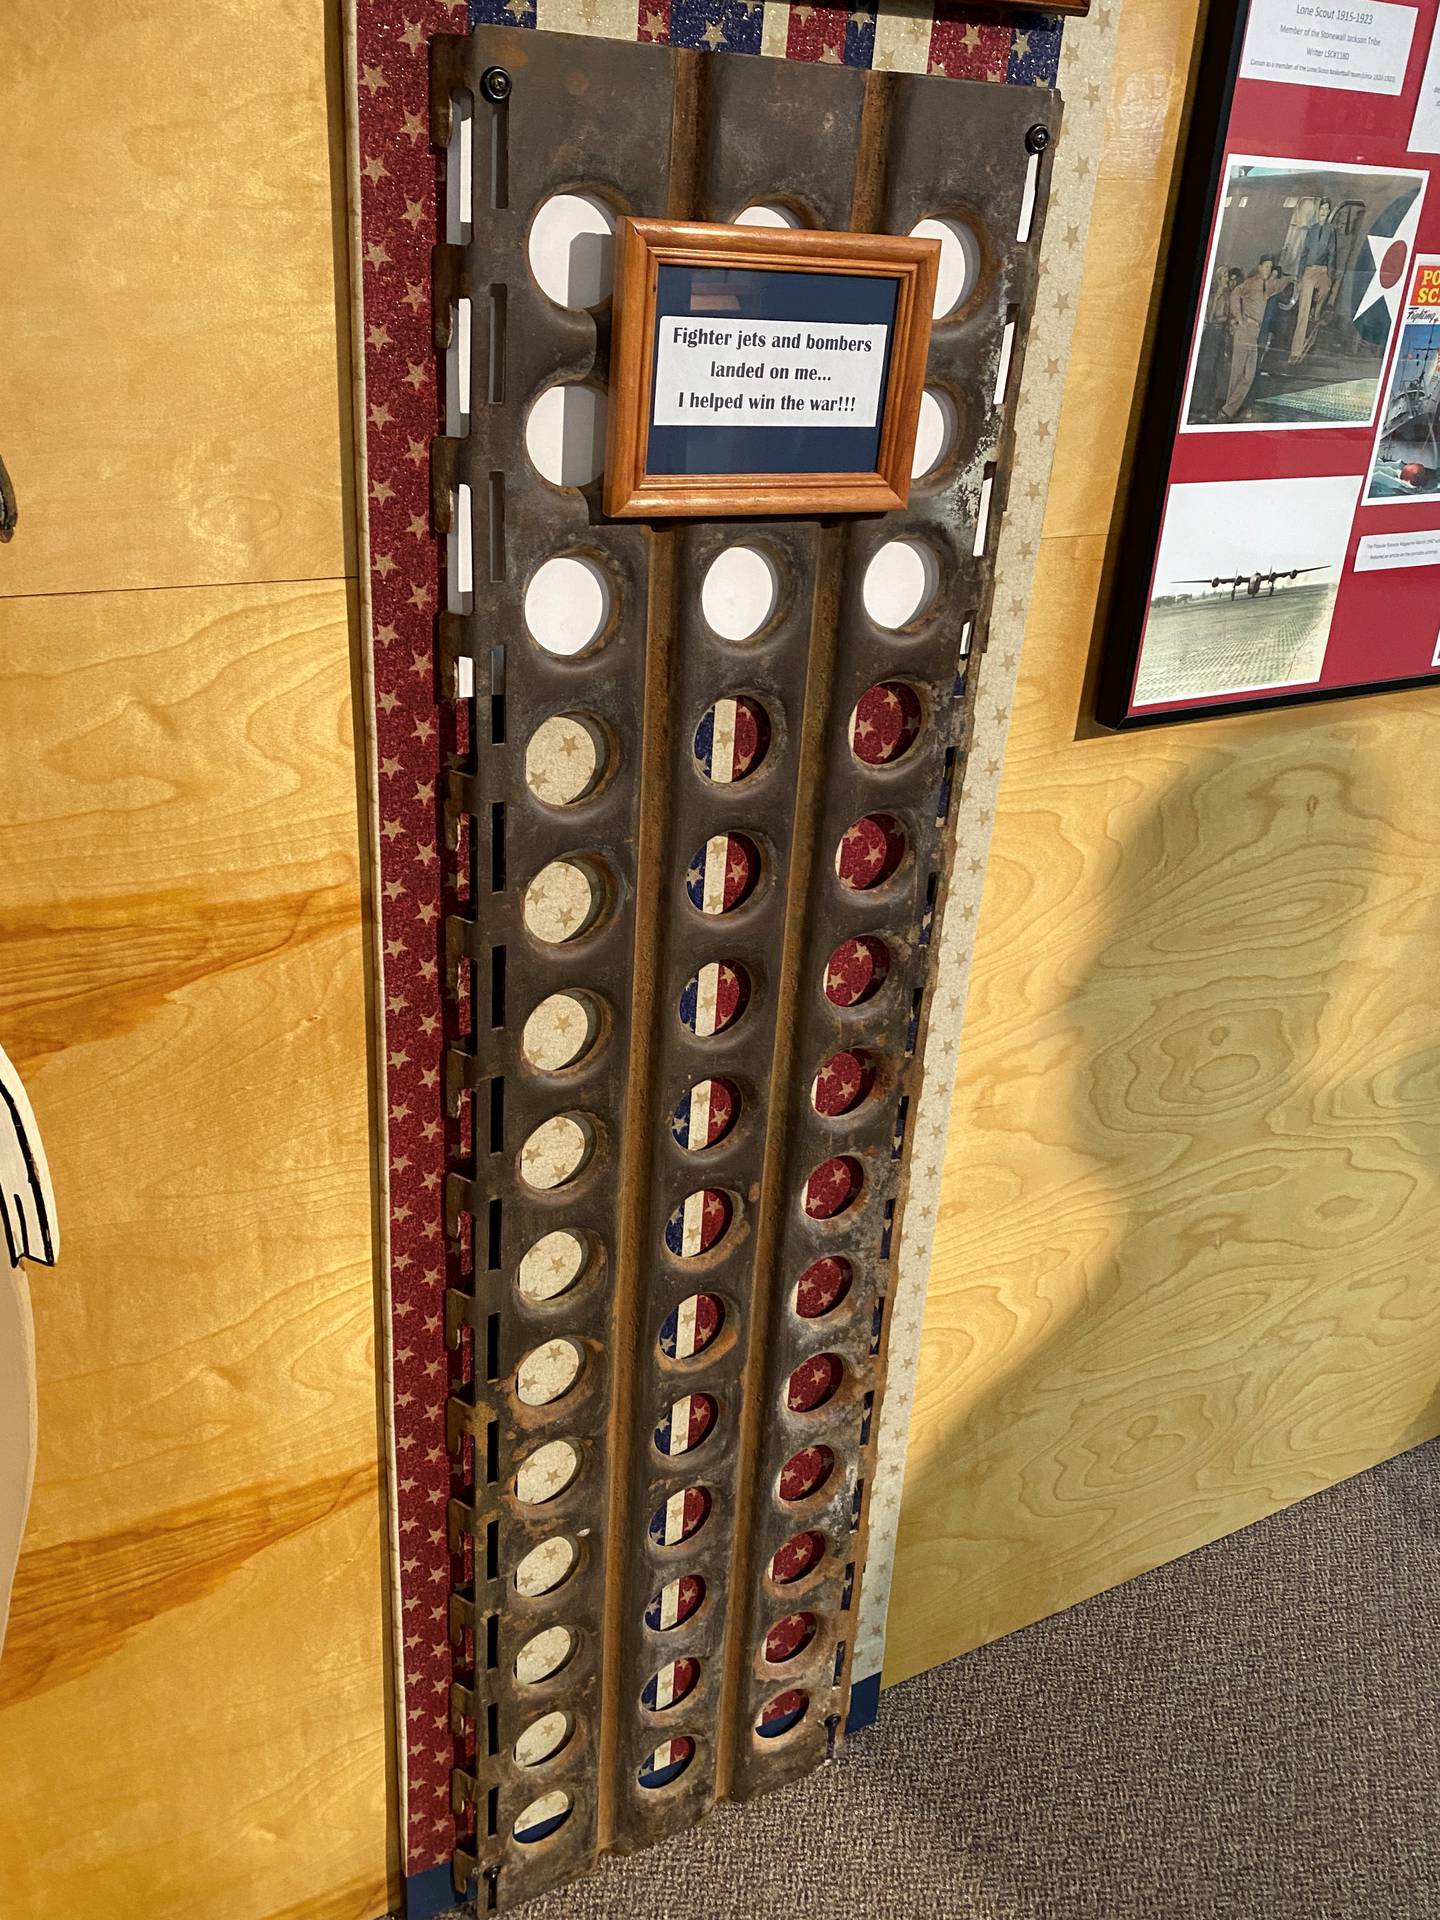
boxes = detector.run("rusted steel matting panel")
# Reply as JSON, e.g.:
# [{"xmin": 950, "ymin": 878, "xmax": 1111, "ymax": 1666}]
[{"xmin": 430, "ymin": 24, "xmax": 1056, "ymax": 1910}]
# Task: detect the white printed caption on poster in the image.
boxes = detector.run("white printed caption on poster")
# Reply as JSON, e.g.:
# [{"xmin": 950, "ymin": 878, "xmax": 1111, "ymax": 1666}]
[
  {"xmin": 651, "ymin": 318, "xmax": 889, "ymax": 426},
  {"xmin": 1410, "ymin": 4, "xmax": 1440, "ymax": 150},
  {"xmin": 1239, "ymin": 0, "xmax": 1418, "ymax": 95}
]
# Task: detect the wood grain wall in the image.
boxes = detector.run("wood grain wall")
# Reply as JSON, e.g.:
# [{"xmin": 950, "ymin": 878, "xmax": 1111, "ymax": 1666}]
[
  {"xmin": 883, "ymin": 0, "xmax": 1440, "ymax": 1685},
  {"xmin": 0, "ymin": 5, "xmax": 392, "ymax": 1917}
]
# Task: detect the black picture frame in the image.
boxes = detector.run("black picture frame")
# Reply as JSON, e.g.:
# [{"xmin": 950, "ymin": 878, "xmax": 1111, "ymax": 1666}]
[{"xmin": 1093, "ymin": 0, "xmax": 1440, "ymax": 730}]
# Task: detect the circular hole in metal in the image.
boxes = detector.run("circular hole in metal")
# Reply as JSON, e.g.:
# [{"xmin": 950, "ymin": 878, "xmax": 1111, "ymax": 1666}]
[
  {"xmin": 756, "ymin": 1688, "xmax": 809, "ymax": 1739},
  {"xmin": 524, "ymin": 713, "xmax": 608, "ymax": 806},
  {"xmin": 910, "ymin": 215, "xmax": 983, "ymax": 317},
  {"xmin": 514, "ymin": 1709, "xmax": 573, "ymax": 1768},
  {"xmin": 514, "ymin": 1624, "xmax": 576, "ymax": 1685},
  {"xmin": 836, "ymin": 814, "xmax": 906, "ymax": 891},
  {"xmin": 515, "ymin": 1438, "xmax": 580, "ymax": 1507},
  {"xmin": 787, "ymin": 1352, "xmax": 843, "ymax": 1413},
  {"xmin": 849, "ymin": 681, "xmax": 923, "ymax": 767},
  {"xmin": 642, "ymin": 1656, "xmax": 701, "ymax": 1712},
  {"xmin": 645, "ymin": 1573, "xmax": 705, "ymax": 1632},
  {"xmin": 515, "ymin": 1336, "xmax": 584, "ymax": 1408},
  {"xmin": 638, "ymin": 1735, "xmax": 696, "ymax": 1789},
  {"xmin": 528, "ymin": 191, "xmax": 616, "ymax": 308},
  {"xmin": 670, "ymin": 1076, "xmax": 740, "ymax": 1152},
  {"xmin": 513, "ymin": 1786, "xmax": 573, "ymax": 1843},
  {"xmin": 513, "ymin": 1536, "xmax": 578, "ymax": 1599},
  {"xmin": 734, "ymin": 200, "xmax": 804, "ymax": 229},
  {"xmin": 794, "ymin": 1257, "xmax": 853, "ymax": 1320},
  {"xmin": 779, "ymin": 1445, "xmax": 835, "ymax": 1503},
  {"xmin": 520, "ymin": 1113, "xmax": 595, "ymax": 1191},
  {"xmin": 659, "ymin": 1290, "xmax": 725, "ymax": 1362},
  {"xmin": 524, "ymin": 554, "xmax": 612, "ymax": 657},
  {"xmin": 522, "ymin": 990, "xmax": 601, "ymax": 1073},
  {"xmin": 863, "ymin": 539, "xmax": 940, "ymax": 630},
  {"xmin": 764, "ymin": 1611, "xmax": 817, "ymax": 1664},
  {"xmin": 693, "ymin": 695, "xmax": 771, "ymax": 785},
  {"xmin": 701, "ymin": 546, "xmax": 780, "ymax": 641},
  {"xmin": 679, "ymin": 960, "xmax": 750, "ymax": 1038},
  {"xmin": 823, "ymin": 935, "xmax": 890, "ymax": 1008},
  {"xmin": 912, "ymin": 384, "xmax": 960, "ymax": 478},
  {"xmin": 647, "ymin": 1485, "xmax": 712, "ymax": 1549},
  {"xmin": 685, "ymin": 832, "xmax": 760, "ymax": 916},
  {"xmin": 518, "ymin": 1229, "xmax": 589, "ymax": 1304},
  {"xmin": 525, "ymin": 382, "xmax": 608, "ymax": 487},
  {"xmin": 811, "ymin": 1050, "xmax": 874, "ymax": 1117},
  {"xmin": 664, "ymin": 1188, "xmax": 735, "ymax": 1259},
  {"xmin": 770, "ymin": 1529, "xmax": 826, "ymax": 1584},
  {"xmin": 804, "ymin": 1155, "xmax": 863, "ymax": 1221},
  {"xmin": 523, "ymin": 857, "xmax": 607, "ymax": 944},
  {"xmin": 654, "ymin": 1392, "xmax": 717, "ymax": 1459}
]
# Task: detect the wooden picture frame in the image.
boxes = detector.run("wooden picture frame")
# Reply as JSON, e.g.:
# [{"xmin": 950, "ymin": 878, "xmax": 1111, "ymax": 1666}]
[{"xmin": 603, "ymin": 217, "xmax": 939, "ymax": 519}]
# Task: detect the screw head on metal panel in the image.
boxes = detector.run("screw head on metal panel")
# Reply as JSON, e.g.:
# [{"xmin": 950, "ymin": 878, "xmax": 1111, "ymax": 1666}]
[
  {"xmin": 1025, "ymin": 124, "xmax": 1050, "ymax": 155},
  {"xmin": 481, "ymin": 65, "xmax": 513, "ymax": 103}
]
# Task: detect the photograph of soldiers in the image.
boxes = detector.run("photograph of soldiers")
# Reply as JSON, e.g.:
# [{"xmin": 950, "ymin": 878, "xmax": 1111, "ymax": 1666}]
[
  {"xmin": 1183, "ymin": 159, "xmax": 1424, "ymax": 430},
  {"xmin": 1221, "ymin": 254, "xmax": 1288, "ymax": 419}
]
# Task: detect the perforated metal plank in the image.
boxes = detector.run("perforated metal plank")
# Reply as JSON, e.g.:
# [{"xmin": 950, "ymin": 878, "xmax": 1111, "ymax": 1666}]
[{"xmin": 430, "ymin": 26, "xmax": 1055, "ymax": 1909}]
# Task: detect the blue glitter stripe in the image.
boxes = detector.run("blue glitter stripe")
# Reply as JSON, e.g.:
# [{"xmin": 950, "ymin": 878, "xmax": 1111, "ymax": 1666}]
[
  {"xmin": 1005, "ymin": 10, "xmax": 1062, "ymax": 86},
  {"xmin": 844, "ymin": 5, "xmax": 877, "ymax": 67},
  {"xmin": 470, "ymin": 0, "xmax": 535, "ymax": 23},
  {"xmin": 669, "ymin": 0, "xmax": 765, "ymax": 53}
]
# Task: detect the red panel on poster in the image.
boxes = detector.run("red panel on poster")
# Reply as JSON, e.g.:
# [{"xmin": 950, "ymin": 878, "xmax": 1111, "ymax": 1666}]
[{"xmin": 1100, "ymin": 0, "xmax": 1440, "ymax": 725}]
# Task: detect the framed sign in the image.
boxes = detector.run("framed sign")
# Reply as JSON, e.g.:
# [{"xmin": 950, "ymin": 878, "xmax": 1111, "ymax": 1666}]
[
  {"xmin": 1096, "ymin": 0, "xmax": 1440, "ymax": 728},
  {"xmin": 603, "ymin": 218, "xmax": 938, "ymax": 518}
]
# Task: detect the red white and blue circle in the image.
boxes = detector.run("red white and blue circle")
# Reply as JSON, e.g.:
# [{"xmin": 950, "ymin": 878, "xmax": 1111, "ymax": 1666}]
[
  {"xmin": 671, "ymin": 1076, "xmax": 739, "ymax": 1151},
  {"xmin": 693, "ymin": 695, "xmax": 769, "ymax": 784},
  {"xmin": 679, "ymin": 960, "xmax": 748, "ymax": 1037},
  {"xmin": 686, "ymin": 833, "xmax": 759, "ymax": 915},
  {"xmin": 654, "ymin": 1391, "xmax": 717, "ymax": 1458}
]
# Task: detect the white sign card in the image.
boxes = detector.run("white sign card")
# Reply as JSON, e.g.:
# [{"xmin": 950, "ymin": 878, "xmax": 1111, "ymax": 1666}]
[
  {"xmin": 651, "ymin": 316, "xmax": 890, "ymax": 428},
  {"xmin": 1239, "ymin": 0, "xmax": 1418, "ymax": 94},
  {"xmin": 1410, "ymin": 6, "xmax": 1440, "ymax": 149}
]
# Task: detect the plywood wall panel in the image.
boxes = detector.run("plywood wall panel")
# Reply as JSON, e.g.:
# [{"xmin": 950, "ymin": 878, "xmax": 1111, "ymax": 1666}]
[
  {"xmin": 0, "ymin": 0, "xmax": 354, "ymax": 599},
  {"xmin": 882, "ymin": 0, "xmax": 1440, "ymax": 1687},
  {"xmin": 0, "ymin": 582, "xmax": 391, "ymax": 1920}
]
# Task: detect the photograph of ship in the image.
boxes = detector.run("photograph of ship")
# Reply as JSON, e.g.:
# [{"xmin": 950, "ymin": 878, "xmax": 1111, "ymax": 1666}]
[
  {"xmin": 1133, "ymin": 475, "xmax": 1361, "ymax": 706},
  {"xmin": 1182, "ymin": 158, "xmax": 1425, "ymax": 431},
  {"xmin": 1365, "ymin": 298, "xmax": 1440, "ymax": 501}
]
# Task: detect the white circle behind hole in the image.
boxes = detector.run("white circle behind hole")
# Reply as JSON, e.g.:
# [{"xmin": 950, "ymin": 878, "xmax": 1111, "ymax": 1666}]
[
  {"xmin": 911, "ymin": 216, "xmax": 983, "ymax": 318},
  {"xmin": 525, "ymin": 556, "xmax": 611, "ymax": 656},
  {"xmin": 911, "ymin": 388, "xmax": 958, "ymax": 479},
  {"xmin": 528, "ymin": 193, "xmax": 616, "ymax": 308},
  {"xmin": 863, "ymin": 540, "xmax": 940, "ymax": 630},
  {"xmin": 701, "ymin": 547, "xmax": 779, "ymax": 642},
  {"xmin": 734, "ymin": 202, "xmax": 802, "ymax": 229},
  {"xmin": 525, "ymin": 385, "xmax": 608, "ymax": 488}
]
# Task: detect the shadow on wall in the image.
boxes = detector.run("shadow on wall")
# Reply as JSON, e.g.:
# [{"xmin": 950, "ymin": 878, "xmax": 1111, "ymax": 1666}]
[{"xmin": 894, "ymin": 717, "xmax": 1440, "ymax": 1658}]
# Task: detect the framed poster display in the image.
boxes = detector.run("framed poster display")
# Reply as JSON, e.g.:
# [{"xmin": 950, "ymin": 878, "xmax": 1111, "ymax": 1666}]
[
  {"xmin": 1097, "ymin": 0, "xmax": 1440, "ymax": 728},
  {"xmin": 603, "ymin": 218, "xmax": 938, "ymax": 518}
]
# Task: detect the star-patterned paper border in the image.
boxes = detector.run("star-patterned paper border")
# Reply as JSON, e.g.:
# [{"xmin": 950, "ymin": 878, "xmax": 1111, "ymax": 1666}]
[
  {"xmin": 344, "ymin": 0, "xmax": 1074, "ymax": 1881},
  {"xmin": 850, "ymin": 0, "xmax": 1124, "ymax": 1694}
]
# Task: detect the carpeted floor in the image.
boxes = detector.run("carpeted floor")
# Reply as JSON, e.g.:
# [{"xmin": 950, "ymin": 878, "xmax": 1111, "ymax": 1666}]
[{"xmin": 434, "ymin": 1438, "xmax": 1439, "ymax": 1919}]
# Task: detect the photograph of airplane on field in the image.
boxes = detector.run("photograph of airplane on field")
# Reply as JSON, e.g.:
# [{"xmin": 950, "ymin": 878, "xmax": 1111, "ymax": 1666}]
[
  {"xmin": 1182, "ymin": 158, "xmax": 1425, "ymax": 431},
  {"xmin": 1133, "ymin": 475, "xmax": 1362, "ymax": 706}
]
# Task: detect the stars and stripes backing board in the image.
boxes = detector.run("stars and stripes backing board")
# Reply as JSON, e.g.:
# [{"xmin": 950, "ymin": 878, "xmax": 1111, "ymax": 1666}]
[{"xmin": 349, "ymin": 0, "xmax": 1064, "ymax": 1886}]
